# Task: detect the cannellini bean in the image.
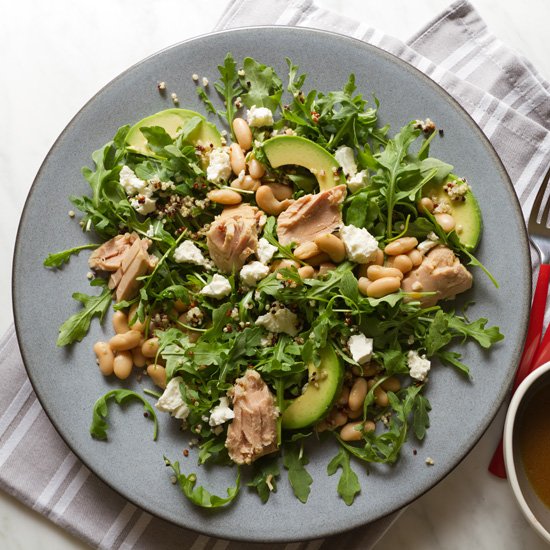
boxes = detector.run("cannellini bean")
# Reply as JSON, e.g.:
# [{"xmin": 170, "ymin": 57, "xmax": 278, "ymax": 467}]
[
  {"xmin": 232, "ymin": 118, "xmax": 253, "ymax": 151},
  {"xmin": 112, "ymin": 311, "xmax": 129, "ymax": 334},
  {"xmin": 294, "ymin": 241, "xmax": 320, "ymax": 260},
  {"xmin": 340, "ymin": 421, "xmax": 364, "ymax": 441},
  {"xmin": 417, "ymin": 197, "xmax": 434, "ymax": 214},
  {"xmin": 337, "ymin": 386, "xmax": 350, "ymax": 406},
  {"xmin": 174, "ymin": 299, "xmax": 187, "ymax": 313},
  {"xmin": 109, "ymin": 330, "xmax": 142, "ymax": 351},
  {"xmin": 353, "ymin": 363, "xmax": 379, "ymax": 377},
  {"xmin": 346, "ymin": 407, "xmax": 363, "ymax": 419},
  {"xmin": 207, "ymin": 188, "xmax": 242, "ymax": 205},
  {"xmin": 358, "ymin": 277, "xmax": 371, "ymax": 296},
  {"xmin": 297, "ymin": 265, "xmax": 316, "ymax": 279},
  {"xmin": 366, "ymin": 277, "xmax": 401, "ymax": 298},
  {"xmin": 231, "ymin": 174, "xmax": 261, "ymax": 191},
  {"xmin": 93, "ymin": 341, "xmax": 114, "ymax": 376},
  {"xmin": 366, "ymin": 265, "xmax": 404, "ymax": 281},
  {"xmin": 408, "ymin": 249, "xmax": 423, "ymax": 267},
  {"xmin": 113, "ymin": 351, "xmax": 133, "ymax": 380},
  {"xmin": 326, "ymin": 409, "xmax": 348, "ymax": 429},
  {"xmin": 314, "ymin": 233, "xmax": 346, "ymax": 263},
  {"xmin": 384, "ymin": 237, "xmax": 418, "ymax": 256},
  {"xmin": 391, "ymin": 254, "xmax": 413, "ymax": 274},
  {"xmin": 141, "ymin": 337, "xmax": 160, "ymax": 358},
  {"xmin": 147, "ymin": 364, "xmax": 167, "ymax": 389},
  {"xmin": 374, "ymin": 248, "xmax": 385, "ymax": 266},
  {"xmin": 132, "ymin": 343, "xmax": 147, "ymax": 368},
  {"xmin": 381, "ymin": 376, "xmax": 401, "ymax": 392},
  {"xmin": 374, "ymin": 386, "xmax": 389, "ymax": 407},
  {"xmin": 271, "ymin": 259, "xmax": 300, "ymax": 272},
  {"xmin": 304, "ymin": 252, "xmax": 331, "ymax": 266},
  {"xmin": 435, "ymin": 213, "xmax": 456, "ymax": 233},
  {"xmin": 248, "ymin": 158, "xmax": 266, "ymax": 179},
  {"xmin": 255, "ymin": 185, "xmax": 293, "ymax": 215},
  {"xmin": 348, "ymin": 378, "xmax": 368, "ymax": 411},
  {"xmin": 229, "ymin": 143, "xmax": 246, "ymax": 175},
  {"xmin": 264, "ymin": 182, "xmax": 294, "ymax": 200}
]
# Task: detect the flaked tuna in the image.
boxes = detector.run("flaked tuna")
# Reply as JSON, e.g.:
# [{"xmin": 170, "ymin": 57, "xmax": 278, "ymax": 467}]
[
  {"xmin": 402, "ymin": 245, "xmax": 473, "ymax": 307},
  {"xmin": 276, "ymin": 185, "xmax": 346, "ymax": 246},
  {"xmin": 207, "ymin": 205, "xmax": 261, "ymax": 273},
  {"xmin": 225, "ymin": 370, "xmax": 279, "ymax": 465}
]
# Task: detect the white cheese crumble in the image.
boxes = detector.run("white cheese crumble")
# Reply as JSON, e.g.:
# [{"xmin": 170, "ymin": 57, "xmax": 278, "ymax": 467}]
[
  {"xmin": 185, "ymin": 306, "xmax": 204, "ymax": 324},
  {"xmin": 240, "ymin": 261, "xmax": 270, "ymax": 286},
  {"xmin": 246, "ymin": 105, "xmax": 274, "ymax": 127},
  {"xmin": 348, "ymin": 334, "xmax": 373, "ymax": 364},
  {"xmin": 256, "ymin": 238, "xmax": 277, "ymax": 264},
  {"xmin": 209, "ymin": 397, "xmax": 235, "ymax": 426},
  {"xmin": 407, "ymin": 350, "xmax": 431, "ymax": 381},
  {"xmin": 130, "ymin": 195, "xmax": 157, "ymax": 215},
  {"xmin": 347, "ymin": 170, "xmax": 369, "ymax": 193},
  {"xmin": 155, "ymin": 377, "xmax": 189, "ymax": 420},
  {"xmin": 256, "ymin": 308, "xmax": 299, "ymax": 336},
  {"xmin": 200, "ymin": 274, "xmax": 232, "ymax": 299},
  {"xmin": 173, "ymin": 240, "xmax": 209, "ymax": 266},
  {"xmin": 119, "ymin": 166, "xmax": 148, "ymax": 196},
  {"xmin": 334, "ymin": 146, "xmax": 357, "ymax": 177},
  {"xmin": 206, "ymin": 147, "xmax": 232, "ymax": 183},
  {"xmin": 340, "ymin": 225, "xmax": 379, "ymax": 263}
]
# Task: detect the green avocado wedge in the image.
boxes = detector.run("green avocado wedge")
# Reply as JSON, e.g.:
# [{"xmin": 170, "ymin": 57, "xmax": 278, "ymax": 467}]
[
  {"xmin": 262, "ymin": 135, "xmax": 346, "ymax": 191},
  {"xmin": 423, "ymin": 174, "xmax": 482, "ymax": 252},
  {"xmin": 281, "ymin": 345, "xmax": 344, "ymax": 430},
  {"xmin": 126, "ymin": 108, "xmax": 221, "ymax": 156}
]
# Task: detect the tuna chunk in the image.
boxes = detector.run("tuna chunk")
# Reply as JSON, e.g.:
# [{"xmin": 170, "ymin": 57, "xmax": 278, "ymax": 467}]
[
  {"xmin": 402, "ymin": 246, "xmax": 473, "ymax": 307},
  {"xmin": 207, "ymin": 205, "xmax": 260, "ymax": 273},
  {"xmin": 96, "ymin": 234, "xmax": 157, "ymax": 302},
  {"xmin": 88, "ymin": 233, "xmax": 138, "ymax": 271},
  {"xmin": 225, "ymin": 370, "xmax": 279, "ymax": 465},
  {"xmin": 276, "ymin": 185, "xmax": 346, "ymax": 246}
]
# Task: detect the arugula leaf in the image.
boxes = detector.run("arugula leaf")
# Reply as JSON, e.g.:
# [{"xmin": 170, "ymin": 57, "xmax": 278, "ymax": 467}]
[
  {"xmin": 239, "ymin": 57, "xmax": 283, "ymax": 112},
  {"xmin": 57, "ymin": 286, "xmax": 112, "ymax": 346},
  {"xmin": 447, "ymin": 315, "xmax": 504, "ymax": 348},
  {"xmin": 425, "ymin": 310, "xmax": 452, "ymax": 355},
  {"xmin": 247, "ymin": 456, "xmax": 280, "ymax": 503},
  {"xmin": 437, "ymin": 350, "xmax": 471, "ymax": 376},
  {"xmin": 165, "ymin": 456, "xmax": 240, "ymax": 508},
  {"xmin": 43, "ymin": 243, "xmax": 98, "ymax": 269},
  {"xmin": 327, "ymin": 448, "xmax": 361, "ymax": 505},
  {"xmin": 196, "ymin": 87, "xmax": 217, "ymax": 115},
  {"xmin": 214, "ymin": 53, "xmax": 244, "ymax": 136},
  {"xmin": 90, "ymin": 389, "xmax": 158, "ymax": 440},
  {"xmin": 412, "ymin": 393, "xmax": 431, "ymax": 440},
  {"xmin": 283, "ymin": 444, "xmax": 313, "ymax": 503}
]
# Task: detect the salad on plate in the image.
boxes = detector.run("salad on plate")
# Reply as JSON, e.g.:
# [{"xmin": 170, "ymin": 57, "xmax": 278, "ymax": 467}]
[{"xmin": 45, "ymin": 54, "xmax": 503, "ymax": 508}]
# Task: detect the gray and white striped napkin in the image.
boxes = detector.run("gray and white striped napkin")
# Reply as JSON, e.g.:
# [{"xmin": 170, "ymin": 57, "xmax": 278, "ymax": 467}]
[{"xmin": 3, "ymin": 1, "xmax": 549, "ymax": 548}]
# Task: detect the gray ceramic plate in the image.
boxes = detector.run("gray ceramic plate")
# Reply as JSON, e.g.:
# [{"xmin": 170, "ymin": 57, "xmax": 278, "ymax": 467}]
[{"xmin": 13, "ymin": 27, "xmax": 530, "ymax": 542}]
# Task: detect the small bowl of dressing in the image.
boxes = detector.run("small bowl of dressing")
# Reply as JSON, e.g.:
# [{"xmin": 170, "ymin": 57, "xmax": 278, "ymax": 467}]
[{"xmin": 504, "ymin": 360, "xmax": 550, "ymax": 543}]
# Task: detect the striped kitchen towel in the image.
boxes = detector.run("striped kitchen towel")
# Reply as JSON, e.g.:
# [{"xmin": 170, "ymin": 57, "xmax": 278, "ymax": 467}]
[{"xmin": 3, "ymin": 1, "xmax": 550, "ymax": 548}]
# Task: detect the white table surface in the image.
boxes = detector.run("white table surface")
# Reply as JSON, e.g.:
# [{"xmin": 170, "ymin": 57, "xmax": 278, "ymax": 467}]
[{"xmin": 2, "ymin": 0, "xmax": 549, "ymax": 548}]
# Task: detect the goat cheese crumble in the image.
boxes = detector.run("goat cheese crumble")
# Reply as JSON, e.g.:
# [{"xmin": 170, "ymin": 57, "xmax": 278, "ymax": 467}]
[
  {"xmin": 340, "ymin": 224, "xmax": 379, "ymax": 263},
  {"xmin": 246, "ymin": 105, "xmax": 274, "ymax": 127},
  {"xmin": 119, "ymin": 165, "xmax": 148, "ymax": 196},
  {"xmin": 407, "ymin": 350, "xmax": 431, "ymax": 381},
  {"xmin": 334, "ymin": 146, "xmax": 357, "ymax": 177},
  {"xmin": 209, "ymin": 397, "xmax": 235, "ymax": 426},
  {"xmin": 348, "ymin": 334, "xmax": 374, "ymax": 364},
  {"xmin": 174, "ymin": 241, "xmax": 209, "ymax": 266},
  {"xmin": 256, "ymin": 307, "xmax": 299, "ymax": 336},
  {"xmin": 347, "ymin": 170, "xmax": 369, "ymax": 193},
  {"xmin": 130, "ymin": 195, "xmax": 157, "ymax": 215},
  {"xmin": 206, "ymin": 147, "xmax": 232, "ymax": 183},
  {"xmin": 155, "ymin": 377, "xmax": 190, "ymax": 420},
  {"xmin": 256, "ymin": 238, "xmax": 277, "ymax": 264},
  {"xmin": 200, "ymin": 274, "xmax": 232, "ymax": 299},
  {"xmin": 240, "ymin": 261, "xmax": 270, "ymax": 286}
]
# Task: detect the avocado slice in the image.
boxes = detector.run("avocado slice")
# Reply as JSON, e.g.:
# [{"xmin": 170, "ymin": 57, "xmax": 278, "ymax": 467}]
[
  {"xmin": 263, "ymin": 136, "xmax": 346, "ymax": 191},
  {"xmin": 281, "ymin": 345, "xmax": 344, "ymax": 430},
  {"xmin": 423, "ymin": 174, "xmax": 482, "ymax": 252},
  {"xmin": 126, "ymin": 108, "xmax": 221, "ymax": 156}
]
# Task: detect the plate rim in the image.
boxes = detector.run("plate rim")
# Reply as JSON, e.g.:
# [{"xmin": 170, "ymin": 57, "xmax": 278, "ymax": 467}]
[{"xmin": 12, "ymin": 24, "xmax": 531, "ymax": 543}]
